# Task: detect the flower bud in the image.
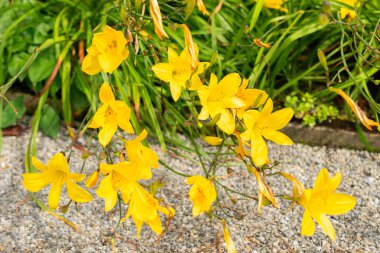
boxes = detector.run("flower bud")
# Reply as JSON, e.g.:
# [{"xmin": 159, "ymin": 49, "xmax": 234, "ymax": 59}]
[
  {"xmin": 85, "ymin": 170, "xmax": 99, "ymax": 188},
  {"xmin": 321, "ymin": 1, "xmax": 331, "ymax": 14},
  {"xmin": 318, "ymin": 13, "xmax": 330, "ymax": 26}
]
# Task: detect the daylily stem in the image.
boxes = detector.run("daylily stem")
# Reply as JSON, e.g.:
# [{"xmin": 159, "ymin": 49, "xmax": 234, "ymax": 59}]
[
  {"xmin": 159, "ymin": 160, "xmax": 191, "ymax": 177},
  {"xmin": 215, "ymin": 180, "xmax": 258, "ymax": 201}
]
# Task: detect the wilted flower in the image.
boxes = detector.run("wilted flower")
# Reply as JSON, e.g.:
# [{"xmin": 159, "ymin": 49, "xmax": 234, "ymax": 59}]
[
  {"xmin": 149, "ymin": 0, "xmax": 169, "ymax": 40},
  {"xmin": 22, "ymin": 153, "xmax": 93, "ymax": 209},
  {"xmin": 329, "ymin": 87, "xmax": 379, "ymax": 131},
  {"xmin": 222, "ymin": 220, "xmax": 237, "ymax": 253}
]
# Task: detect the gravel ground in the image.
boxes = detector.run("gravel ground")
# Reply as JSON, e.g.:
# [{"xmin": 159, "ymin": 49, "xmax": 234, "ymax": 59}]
[{"xmin": 0, "ymin": 131, "xmax": 379, "ymax": 253}]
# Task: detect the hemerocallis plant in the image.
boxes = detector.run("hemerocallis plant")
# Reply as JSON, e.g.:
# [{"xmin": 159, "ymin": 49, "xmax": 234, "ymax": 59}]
[
  {"xmin": 297, "ymin": 168, "xmax": 356, "ymax": 240},
  {"xmin": 82, "ymin": 25, "xmax": 129, "ymax": 75},
  {"xmin": 124, "ymin": 184, "xmax": 175, "ymax": 238},
  {"xmin": 186, "ymin": 175, "xmax": 217, "ymax": 217},
  {"xmin": 22, "ymin": 153, "xmax": 93, "ymax": 209},
  {"xmin": 89, "ymin": 82, "xmax": 134, "ymax": 147},
  {"xmin": 241, "ymin": 98, "xmax": 294, "ymax": 166},
  {"xmin": 120, "ymin": 129, "xmax": 159, "ymax": 180},
  {"xmin": 96, "ymin": 162, "xmax": 141, "ymax": 212},
  {"xmin": 251, "ymin": 167, "xmax": 278, "ymax": 213},
  {"xmin": 197, "ymin": 73, "xmax": 246, "ymax": 135},
  {"xmin": 152, "ymin": 46, "xmax": 209, "ymax": 101}
]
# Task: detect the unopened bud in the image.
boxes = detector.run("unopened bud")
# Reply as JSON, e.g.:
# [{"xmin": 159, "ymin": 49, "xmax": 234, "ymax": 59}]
[
  {"xmin": 319, "ymin": 13, "xmax": 330, "ymax": 26},
  {"xmin": 321, "ymin": 1, "xmax": 331, "ymax": 14}
]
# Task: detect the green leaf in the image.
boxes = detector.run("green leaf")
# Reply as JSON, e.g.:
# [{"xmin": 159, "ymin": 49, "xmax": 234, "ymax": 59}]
[
  {"xmin": 7, "ymin": 52, "xmax": 29, "ymax": 80},
  {"xmin": 40, "ymin": 104, "xmax": 59, "ymax": 138},
  {"xmin": 28, "ymin": 53, "xmax": 54, "ymax": 84},
  {"xmin": 1, "ymin": 95, "xmax": 25, "ymax": 128}
]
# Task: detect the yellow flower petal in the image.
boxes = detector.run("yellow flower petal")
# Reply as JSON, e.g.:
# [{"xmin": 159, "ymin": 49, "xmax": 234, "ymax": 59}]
[
  {"xmin": 98, "ymin": 53, "xmax": 124, "ymax": 73},
  {"xmin": 31, "ymin": 157, "xmax": 47, "ymax": 171},
  {"xmin": 96, "ymin": 175, "xmax": 118, "ymax": 212},
  {"xmin": 98, "ymin": 120, "xmax": 118, "ymax": 147},
  {"xmin": 260, "ymin": 107, "xmax": 294, "ymax": 130},
  {"xmin": 110, "ymin": 101, "xmax": 134, "ymax": 133},
  {"xmin": 22, "ymin": 173, "xmax": 51, "ymax": 192},
  {"xmin": 66, "ymin": 179, "xmax": 93, "ymax": 203},
  {"xmin": 88, "ymin": 104, "xmax": 108, "ymax": 129},
  {"xmin": 301, "ymin": 210, "xmax": 316, "ymax": 236},
  {"xmin": 170, "ymin": 82, "xmax": 182, "ymax": 102},
  {"xmin": 197, "ymin": 0, "xmax": 209, "ymax": 15},
  {"xmin": 217, "ymin": 73, "xmax": 241, "ymax": 98},
  {"xmin": 48, "ymin": 179, "xmax": 63, "ymax": 210},
  {"xmin": 48, "ymin": 153, "xmax": 69, "ymax": 172},
  {"xmin": 81, "ymin": 54, "xmax": 102, "ymax": 75},
  {"xmin": 147, "ymin": 215, "xmax": 163, "ymax": 235},
  {"xmin": 250, "ymin": 132, "xmax": 268, "ymax": 166},
  {"xmin": 262, "ymin": 129, "xmax": 293, "ymax": 145},
  {"xmin": 212, "ymin": 108, "xmax": 235, "ymax": 135},
  {"xmin": 152, "ymin": 63, "xmax": 173, "ymax": 82},
  {"xmin": 313, "ymin": 213, "xmax": 336, "ymax": 241},
  {"xmin": 324, "ymin": 193, "xmax": 356, "ymax": 215},
  {"xmin": 99, "ymin": 83, "xmax": 115, "ymax": 104}
]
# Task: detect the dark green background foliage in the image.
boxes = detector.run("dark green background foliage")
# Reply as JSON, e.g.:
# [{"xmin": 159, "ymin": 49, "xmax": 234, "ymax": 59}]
[{"xmin": 0, "ymin": 0, "xmax": 379, "ymax": 145}]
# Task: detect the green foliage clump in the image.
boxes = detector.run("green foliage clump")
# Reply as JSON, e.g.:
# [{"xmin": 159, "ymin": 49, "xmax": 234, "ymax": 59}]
[{"xmin": 285, "ymin": 93, "xmax": 339, "ymax": 126}]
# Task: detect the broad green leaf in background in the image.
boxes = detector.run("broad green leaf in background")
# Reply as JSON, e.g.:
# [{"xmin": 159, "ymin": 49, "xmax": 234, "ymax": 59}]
[
  {"xmin": 1, "ymin": 95, "xmax": 25, "ymax": 128},
  {"xmin": 40, "ymin": 104, "xmax": 59, "ymax": 138}
]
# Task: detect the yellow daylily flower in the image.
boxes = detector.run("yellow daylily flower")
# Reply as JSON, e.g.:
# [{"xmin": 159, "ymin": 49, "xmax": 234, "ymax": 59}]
[
  {"xmin": 152, "ymin": 46, "xmax": 209, "ymax": 101},
  {"xmin": 263, "ymin": 0, "xmax": 288, "ymax": 12},
  {"xmin": 251, "ymin": 167, "xmax": 277, "ymax": 214},
  {"xmin": 124, "ymin": 183, "xmax": 175, "ymax": 238},
  {"xmin": 298, "ymin": 168, "xmax": 356, "ymax": 240},
  {"xmin": 222, "ymin": 220, "xmax": 237, "ymax": 253},
  {"xmin": 120, "ymin": 129, "xmax": 159, "ymax": 180},
  {"xmin": 186, "ymin": 175, "xmax": 217, "ymax": 217},
  {"xmin": 339, "ymin": 0, "xmax": 358, "ymax": 20},
  {"xmin": 82, "ymin": 25, "xmax": 129, "ymax": 75},
  {"xmin": 149, "ymin": 0, "xmax": 169, "ymax": 40},
  {"xmin": 235, "ymin": 79, "xmax": 268, "ymax": 119},
  {"xmin": 197, "ymin": 73, "xmax": 246, "ymax": 135},
  {"xmin": 241, "ymin": 98, "xmax": 294, "ymax": 166},
  {"xmin": 329, "ymin": 87, "xmax": 379, "ymax": 131},
  {"xmin": 22, "ymin": 153, "xmax": 93, "ymax": 209},
  {"xmin": 89, "ymin": 83, "xmax": 134, "ymax": 147},
  {"xmin": 96, "ymin": 162, "xmax": 141, "ymax": 212}
]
